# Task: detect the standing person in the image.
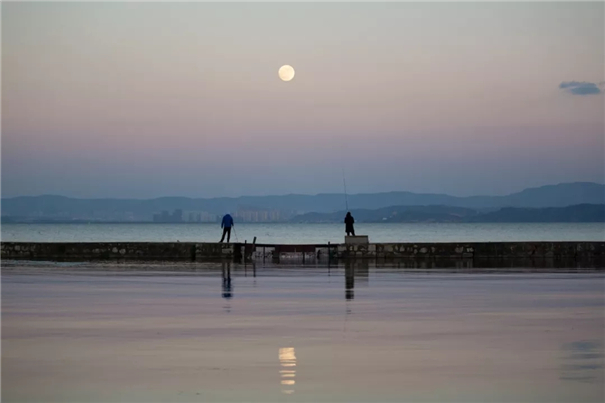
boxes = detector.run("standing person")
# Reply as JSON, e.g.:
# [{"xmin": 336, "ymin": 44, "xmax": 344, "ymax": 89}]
[
  {"xmin": 220, "ymin": 213, "xmax": 234, "ymax": 243},
  {"xmin": 344, "ymin": 212, "xmax": 355, "ymax": 236}
]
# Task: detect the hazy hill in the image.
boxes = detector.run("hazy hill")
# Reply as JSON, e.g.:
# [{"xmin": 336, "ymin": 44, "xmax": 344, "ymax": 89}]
[
  {"xmin": 1, "ymin": 182, "xmax": 603, "ymax": 221},
  {"xmin": 475, "ymin": 182, "xmax": 605, "ymax": 208},
  {"xmin": 466, "ymin": 204, "xmax": 605, "ymax": 223}
]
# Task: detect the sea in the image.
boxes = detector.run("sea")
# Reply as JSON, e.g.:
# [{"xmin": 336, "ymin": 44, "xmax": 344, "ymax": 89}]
[
  {"xmin": 1, "ymin": 222, "xmax": 604, "ymax": 244},
  {"xmin": 2, "ymin": 262, "xmax": 604, "ymax": 402}
]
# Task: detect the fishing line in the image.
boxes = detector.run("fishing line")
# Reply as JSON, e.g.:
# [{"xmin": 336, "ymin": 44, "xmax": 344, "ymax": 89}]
[{"xmin": 342, "ymin": 168, "xmax": 349, "ymax": 211}]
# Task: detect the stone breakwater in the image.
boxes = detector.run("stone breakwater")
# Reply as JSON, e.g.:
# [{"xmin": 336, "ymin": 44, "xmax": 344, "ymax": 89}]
[
  {"xmin": 1, "ymin": 242, "xmax": 604, "ymax": 266},
  {"xmin": 1, "ymin": 242, "xmax": 231, "ymax": 261}
]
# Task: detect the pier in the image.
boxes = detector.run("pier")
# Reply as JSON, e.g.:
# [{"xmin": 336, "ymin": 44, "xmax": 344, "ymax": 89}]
[{"xmin": 2, "ymin": 241, "xmax": 604, "ymax": 267}]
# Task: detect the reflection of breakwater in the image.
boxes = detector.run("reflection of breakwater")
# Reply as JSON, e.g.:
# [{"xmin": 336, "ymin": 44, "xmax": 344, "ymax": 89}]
[
  {"xmin": 279, "ymin": 347, "xmax": 296, "ymax": 395},
  {"xmin": 2, "ymin": 241, "xmax": 604, "ymax": 268}
]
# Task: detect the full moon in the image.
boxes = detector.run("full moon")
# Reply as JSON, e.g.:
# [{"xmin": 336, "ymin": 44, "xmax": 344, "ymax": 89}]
[{"xmin": 278, "ymin": 65, "xmax": 295, "ymax": 82}]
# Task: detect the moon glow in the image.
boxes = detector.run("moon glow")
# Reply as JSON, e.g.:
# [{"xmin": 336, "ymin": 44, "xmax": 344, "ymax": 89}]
[{"xmin": 278, "ymin": 65, "xmax": 295, "ymax": 82}]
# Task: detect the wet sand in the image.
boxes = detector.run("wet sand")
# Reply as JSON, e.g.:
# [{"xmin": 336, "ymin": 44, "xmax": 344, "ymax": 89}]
[{"xmin": 2, "ymin": 262, "xmax": 604, "ymax": 402}]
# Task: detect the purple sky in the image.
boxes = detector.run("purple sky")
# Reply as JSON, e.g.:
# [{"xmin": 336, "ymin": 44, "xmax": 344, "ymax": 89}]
[{"xmin": 2, "ymin": 2, "xmax": 604, "ymax": 198}]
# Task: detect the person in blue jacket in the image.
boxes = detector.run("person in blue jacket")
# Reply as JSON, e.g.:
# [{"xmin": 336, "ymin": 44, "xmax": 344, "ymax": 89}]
[{"xmin": 219, "ymin": 213, "xmax": 234, "ymax": 243}]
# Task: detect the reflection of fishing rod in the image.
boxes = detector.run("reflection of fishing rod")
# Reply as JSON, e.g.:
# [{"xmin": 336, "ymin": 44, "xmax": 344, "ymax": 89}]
[
  {"xmin": 342, "ymin": 168, "xmax": 349, "ymax": 211},
  {"xmin": 342, "ymin": 301, "xmax": 350, "ymax": 339}
]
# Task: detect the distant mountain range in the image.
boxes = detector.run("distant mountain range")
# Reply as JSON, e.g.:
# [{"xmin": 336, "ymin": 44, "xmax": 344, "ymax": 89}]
[
  {"xmin": 1, "ymin": 182, "xmax": 604, "ymax": 223},
  {"xmin": 290, "ymin": 204, "xmax": 605, "ymax": 223}
]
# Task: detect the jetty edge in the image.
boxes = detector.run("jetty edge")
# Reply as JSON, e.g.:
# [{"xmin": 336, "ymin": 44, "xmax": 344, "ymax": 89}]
[{"xmin": 2, "ymin": 241, "xmax": 604, "ymax": 267}]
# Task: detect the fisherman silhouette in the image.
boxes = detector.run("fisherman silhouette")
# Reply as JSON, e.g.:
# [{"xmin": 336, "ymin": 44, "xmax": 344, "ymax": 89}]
[
  {"xmin": 344, "ymin": 212, "xmax": 355, "ymax": 236},
  {"xmin": 219, "ymin": 213, "xmax": 234, "ymax": 243}
]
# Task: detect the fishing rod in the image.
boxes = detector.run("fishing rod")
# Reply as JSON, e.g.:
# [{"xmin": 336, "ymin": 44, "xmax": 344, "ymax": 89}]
[{"xmin": 342, "ymin": 168, "xmax": 349, "ymax": 211}]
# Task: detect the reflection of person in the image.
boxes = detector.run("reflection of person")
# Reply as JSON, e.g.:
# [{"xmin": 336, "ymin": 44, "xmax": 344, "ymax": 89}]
[
  {"xmin": 220, "ymin": 213, "xmax": 234, "ymax": 243},
  {"xmin": 222, "ymin": 262, "xmax": 232, "ymax": 299},
  {"xmin": 344, "ymin": 212, "xmax": 355, "ymax": 236},
  {"xmin": 345, "ymin": 259, "xmax": 354, "ymax": 300}
]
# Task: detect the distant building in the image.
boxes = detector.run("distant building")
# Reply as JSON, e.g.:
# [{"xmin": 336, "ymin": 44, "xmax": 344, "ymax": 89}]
[
  {"xmin": 153, "ymin": 209, "xmax": 185, "ymax": 223},
  {"xmin": 172, "ymin": 209, "xmax": 183, "ymax": 222},
  {"xmin": 234, "ymin": 206, "xmax": 290, "ymax": 222},
  {"xmin": 175, "ymin": 210, "xmax": 218, "ymax": 222}
]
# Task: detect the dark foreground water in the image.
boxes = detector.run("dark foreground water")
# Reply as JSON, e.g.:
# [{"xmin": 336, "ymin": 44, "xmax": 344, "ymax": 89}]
[{"xmin": 2, "ymin": 261, "xmax": 604, "ymax": 402}]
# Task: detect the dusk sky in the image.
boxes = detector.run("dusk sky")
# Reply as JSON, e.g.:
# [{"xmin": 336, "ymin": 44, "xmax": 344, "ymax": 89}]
[{"xmin": 2, "ymin": 1, "xmax": 604, "ymax": 199}]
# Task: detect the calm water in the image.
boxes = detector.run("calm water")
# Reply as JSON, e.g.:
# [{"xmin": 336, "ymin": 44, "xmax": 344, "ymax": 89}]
[
  {"xmin": 2, "ymin": 261, "xmax": 603, "ymax": 403},
  {"xmin": 2, "ymin": 222, "xmax": 604, "ymax": 243}
]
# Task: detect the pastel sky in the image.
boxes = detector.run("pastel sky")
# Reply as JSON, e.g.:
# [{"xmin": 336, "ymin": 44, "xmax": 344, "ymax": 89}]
[{"xmin": 2, "ymin": 1, "xmax": 604, "ymax": 198}]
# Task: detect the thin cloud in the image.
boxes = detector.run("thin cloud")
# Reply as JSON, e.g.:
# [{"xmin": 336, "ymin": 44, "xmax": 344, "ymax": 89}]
[{"xmin": 559, "ymin": 81, "xmax": 602, "ymax": 95}]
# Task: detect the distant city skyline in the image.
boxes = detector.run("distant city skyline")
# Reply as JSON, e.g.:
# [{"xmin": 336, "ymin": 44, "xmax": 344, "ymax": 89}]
[{"xmin": 2, "ymin": 2, "xmax": 603, "ymax": 198}]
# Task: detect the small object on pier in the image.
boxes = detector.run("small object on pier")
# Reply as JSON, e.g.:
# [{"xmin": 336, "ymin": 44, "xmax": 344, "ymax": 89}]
[{"xmin": 345, "ymin": 235, "xmax": 369, "ymax": 245}]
